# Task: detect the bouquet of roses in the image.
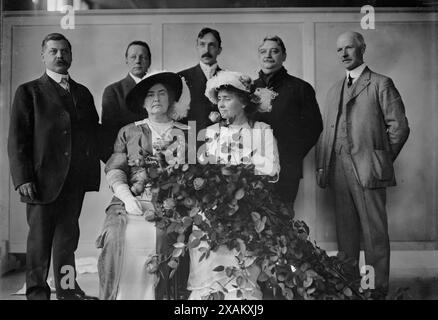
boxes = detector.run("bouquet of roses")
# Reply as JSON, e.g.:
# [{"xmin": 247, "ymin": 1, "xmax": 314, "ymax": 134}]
[{"xmin": 126, "ymin": 143, "xmax": 377, "ymax": 300}]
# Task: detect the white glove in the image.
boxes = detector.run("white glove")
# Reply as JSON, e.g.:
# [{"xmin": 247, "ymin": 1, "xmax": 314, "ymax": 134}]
[{"xmin": 113, "ymin": 182, "xmax": 143, "ymax": 216}]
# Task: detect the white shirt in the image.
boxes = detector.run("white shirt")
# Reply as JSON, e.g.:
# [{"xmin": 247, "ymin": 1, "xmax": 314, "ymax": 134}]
[
  {"xmin": 199, "ymin": 61, "xmax": 218, "ymax": 80},
  {"xmin": 129, "ymin": 72, "xmax": 148, "ymax": 84},
  {"xmin": 46, "ymin": 68, "xmax": 69, "ymax": 88},
  {"xmin": 346, "ymin": 63, "xmax": 367, "ymax": 84}
]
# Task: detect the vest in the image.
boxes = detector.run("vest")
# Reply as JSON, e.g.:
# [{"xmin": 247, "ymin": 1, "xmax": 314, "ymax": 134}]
[{"xmin": 334, "ymin": 78, "xmax": 357, "ymax": 155}]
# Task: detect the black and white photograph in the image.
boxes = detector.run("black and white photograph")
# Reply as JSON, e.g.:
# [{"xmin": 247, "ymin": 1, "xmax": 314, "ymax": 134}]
[{"xmin": 0, "ymin": 0, "xmax": 437, "ymax": 305}]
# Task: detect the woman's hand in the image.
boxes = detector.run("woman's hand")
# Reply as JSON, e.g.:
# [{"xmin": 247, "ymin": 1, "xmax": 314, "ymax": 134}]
[{"xmin": 124, "ymin": 197, "xmax": 143, "ymax": 216}]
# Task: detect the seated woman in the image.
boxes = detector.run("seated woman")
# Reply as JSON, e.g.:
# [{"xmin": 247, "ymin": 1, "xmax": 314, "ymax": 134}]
[
  {"xmin": 96, "ymin": 71, "xmax": 190, "ymax": 300},
  {"xmin": 187, "ymin": 70, "xmax": 280, "ymax": 300}
]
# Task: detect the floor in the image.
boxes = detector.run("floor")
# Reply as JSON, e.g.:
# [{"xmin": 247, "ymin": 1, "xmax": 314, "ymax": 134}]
[{"xmin": 1, "ymin": 263, "xmax": 438, "ymax": 300}]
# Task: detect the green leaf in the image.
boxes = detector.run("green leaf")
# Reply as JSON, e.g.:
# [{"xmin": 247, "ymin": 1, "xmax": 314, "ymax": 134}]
[
  {"xmin": 213, "ymin": 265, "xmax": 225, "ymax": 272},
  {"xmin": 307, "ymin": 287, "xmax": 316, "ymax": 295},
  {"xmin": 182, "ymin": 216, "xmax": 193, "ymax": 228},
  {"xmin": 257, "ymin": 272, "xmax": 269, "ymax": 282},
  {"xmin": 284, "ymin": 288, "xmax": 294, "ymax": 300},
  {"xmin": 303, "ymin": 277, "xmax": 313, "ymax": 288},
  {"xmin": 300, "ymin": 262, "xmax": 311, "ymax": 272},
  {"xmin": 236, "ymin": 276, "xmax": 245, "ymax": 287},
  {"xmin": 177, "ymin": 234, "xmax": 185, "ymax": 243},
  {"xmin": 189, "ymin": 238, "xmax": 201, "ymax": 249},
  {"xmin": 305, "ymin": 270, "xmax": 319, "ymax": 278},
  {"xmin": 168, "ymin": 259, "xmax": 178, "ymax": 269},
  {"xmin": 172, "ymin": 248, "xmax": 183, "ymax": 258},
  {"xmin": 343, "ymin": 287, "xmax": 353, "ymax": 297},
  {"xmin": 199, "ymin": 252, "xmax": 206, "ymax": 262},
  {"xmin": 189, "ymin": 207, "xmax": 200, "ymax": 217},
  {"xmin": 173, "ymin": 242, "xmax": 185, "ymax": 249},
  {"xmin": 193, "ymin": 214, "xmax": 203, "ymax": 225},
  {"xmin": 234, "ymin": 188, "xmax": 245, "ymax": 200},
  {"xmin": 192, "ymin": 229, "xmax": 204, "ymax": 239}
]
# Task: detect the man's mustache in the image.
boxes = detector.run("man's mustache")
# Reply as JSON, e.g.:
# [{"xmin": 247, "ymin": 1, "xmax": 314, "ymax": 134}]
[
  {"xmin": 202, "ymin": 53, "xmax": 213, "ymax": 58},
  {"xmin": 55, "ymin": 59, "xmax": 67, "ymax": 65}
]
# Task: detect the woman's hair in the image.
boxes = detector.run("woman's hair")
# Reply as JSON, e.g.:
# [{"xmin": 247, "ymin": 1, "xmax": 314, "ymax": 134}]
[{"xmin": 216, "ymin": 85, "xmax": 258, "ymax": 127}]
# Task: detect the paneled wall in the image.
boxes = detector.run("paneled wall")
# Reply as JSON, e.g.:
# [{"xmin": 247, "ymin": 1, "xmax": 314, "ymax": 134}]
[{"xmin": 1, "ymin": 8, "xmax": 437, "ymax": 257}]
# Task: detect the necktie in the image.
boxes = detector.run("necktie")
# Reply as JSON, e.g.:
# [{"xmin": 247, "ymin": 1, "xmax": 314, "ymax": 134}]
[
  {"xmin": 60, "ymin": 76, "xmax": 70, "ymax": 92},
  {"xmin": 347, "ymin": 74, "xmax": 353, "ymax": 87}
]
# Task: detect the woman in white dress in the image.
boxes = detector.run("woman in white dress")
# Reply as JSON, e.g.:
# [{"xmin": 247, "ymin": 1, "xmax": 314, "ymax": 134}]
[
  {"xmin": 187, "ymin": 71, "xmax": 280, "ymax": 300},
  {"xmin": 96, "ymin": 71, "xmax": 190, "ymax": 300}
]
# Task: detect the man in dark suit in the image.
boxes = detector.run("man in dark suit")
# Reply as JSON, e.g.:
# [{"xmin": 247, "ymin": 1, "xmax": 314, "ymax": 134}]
[
  {"xmin": 315, "ymin": 31, "xmax": 410, "ymax": 298},
  {"xmin": 7, "ymin": 33, "xmax": 101, "ymax": 300},
  {"xmin": 101, "ymin": 41, "xmax": 151, "ymax": 161},
  {"xmin": 178, "ymin": 27, "xmax": 223, "ymax": 136},
  {"xmin": 254, "ymin": 35, "xmax": 323, "ymax": 211}
]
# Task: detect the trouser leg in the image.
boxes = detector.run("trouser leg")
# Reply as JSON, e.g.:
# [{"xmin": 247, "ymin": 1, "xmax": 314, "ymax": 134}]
[
  {"xmin": 25, "ymin": 203, "xmax": 56, "ymax": 300},
  {"xmin": 275, "ymin": 177, "xmax": 300, "ymax": 217},
  {"xmin": 330, "ymin": 155, "xmax": 361, "ymax": 277},
  {"xmin": 51, "ymin": 177, "xmax": 85, "ymax": 297},
  {"xmin": 333, "ymin": 154, "xmax": 390, "ymax": 291},
  {"xmin": 353, "ymin": 185, "xmax": 389, "ymax": 291}
]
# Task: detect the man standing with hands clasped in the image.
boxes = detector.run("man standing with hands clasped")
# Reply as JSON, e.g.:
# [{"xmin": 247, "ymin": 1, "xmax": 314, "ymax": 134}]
[
  {"xmin": 316, "ymin": 31, "xmax": 410, "ymax": 298},
  {"xmin": 8, "ymin": 33, "xmax": 101, "ymax": 300}
]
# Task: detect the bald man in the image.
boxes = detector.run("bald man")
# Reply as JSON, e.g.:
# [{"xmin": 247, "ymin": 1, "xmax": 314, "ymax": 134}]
[{"xmin": 315, "ymin": 31, "xmax": 410, "ymax": 298}]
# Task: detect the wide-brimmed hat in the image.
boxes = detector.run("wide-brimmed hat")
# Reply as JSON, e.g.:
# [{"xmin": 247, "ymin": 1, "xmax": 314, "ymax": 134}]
[
  {"xmin": 126, "ymin": 71, "xmax": 190, "ymax": 120},
  {"xmin": 205, "ymin": 70, "xmax": 277, "ymax": 113}
]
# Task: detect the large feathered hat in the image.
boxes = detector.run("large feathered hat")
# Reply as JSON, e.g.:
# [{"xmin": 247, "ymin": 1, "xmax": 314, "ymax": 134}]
[{"xmin": 126, "ymin": 70, "xmax": 191, "ymax": 120}]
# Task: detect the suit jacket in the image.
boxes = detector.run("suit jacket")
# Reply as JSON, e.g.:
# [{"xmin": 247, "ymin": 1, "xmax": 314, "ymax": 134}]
[
  {"xmin": 315, "ymin": 66, "xmax": 410, "ymax": 189},
  {"xmin": 101, "ymin": 74, "xmax": 147, "ymax": 162},
  {"xmin": 178, "ymin": 64, "xmax": 221, "ymax": 135},
  {"xmin": 8, "ymin": 73, "xmax": 101, "ymax": 204},
  {"xmin": 254, "ymin": 67, "xmax": 323, "ymax": 181}
]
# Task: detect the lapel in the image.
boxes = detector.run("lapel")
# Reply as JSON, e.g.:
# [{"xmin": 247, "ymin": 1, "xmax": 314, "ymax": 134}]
[
  {"xmin": 68, "ymin": 78, "xmax": 79, "ymax": 107},
  {"xmin": 346, "ymin": 66, "xmax": 371, "ymax": 105},
  {"xmin": 122, "ymin": 74, "xmax": 136, "ymax": 95},
  {"xmin": 194, "ymin": 64, "xmax": 207, "ymax": 84},
  {"xmin": 214, "ymin": 65, "xmax": 222, "ymax": 76}
]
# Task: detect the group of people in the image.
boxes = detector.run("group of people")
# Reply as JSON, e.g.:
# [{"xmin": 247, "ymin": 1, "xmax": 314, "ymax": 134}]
[{"xmin": 7, "ymin": 26, "xmax": 409, "ymax": 300}]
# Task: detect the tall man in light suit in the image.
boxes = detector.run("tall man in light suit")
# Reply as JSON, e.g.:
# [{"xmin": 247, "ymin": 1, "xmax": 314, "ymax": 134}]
[
  {"xmin": 178, "ymin": 27, "xmax": 223, "ymax": 135},
  {"xmin": 316, "ymin": 31, "xmax": 410, "ymax": 298},
  {"xmin": 101, "ymin": 41, "xmax": 151, "ymax": 161},
  {"xmin": 8, "ymin": 33, "xmax": 101, "ymax": 300}
]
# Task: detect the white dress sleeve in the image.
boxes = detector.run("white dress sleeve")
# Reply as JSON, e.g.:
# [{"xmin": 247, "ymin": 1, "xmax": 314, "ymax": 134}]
[{"xmin": 252, "ymin": 122, "xmax": 281, "ymax": 179}]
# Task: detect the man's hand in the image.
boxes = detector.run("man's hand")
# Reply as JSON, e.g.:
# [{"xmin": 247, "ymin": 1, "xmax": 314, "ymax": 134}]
[{"xmin": 18, "ymin": 182, "xmax": 37, "ymax": 200}]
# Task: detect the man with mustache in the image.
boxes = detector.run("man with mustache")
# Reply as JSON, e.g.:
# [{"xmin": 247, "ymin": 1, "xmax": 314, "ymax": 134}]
[
  {"xmin": 254, "ymin": 35, "xmax": 323, "ymax": 212},
  {"xmin": 7, "ymin": 33, "xmax": 101, "ymax": 300},
  {"xmin": 101, "ymin": 41, "xmax": 151, "ymax": 161},
  {"xmin": 176, "ymin": 28, "xmax": 223, "ymax": 297},
  {"xmin": 178, "ymin": 27, "xmax": 223, "ymax": 135},
  {"xmin": 316, "ymin": 31, "xmax": 410, "ymax": 299}
]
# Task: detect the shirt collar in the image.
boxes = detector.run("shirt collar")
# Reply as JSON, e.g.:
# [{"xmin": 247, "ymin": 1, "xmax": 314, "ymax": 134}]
[
  {"xmin": 129, "ymin": 72, "xmax": 148, "ymax": 84},
  {"xmin": 199, "ymin": 61, "xmax": 218, "ymax": 79},
  {"xmin": 346, "ymin": 63, "xmax": 366, "ymax": 83},
  {"xmin": 46, "ymin": 69, "xmax": 69, "ymax": 83}
]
